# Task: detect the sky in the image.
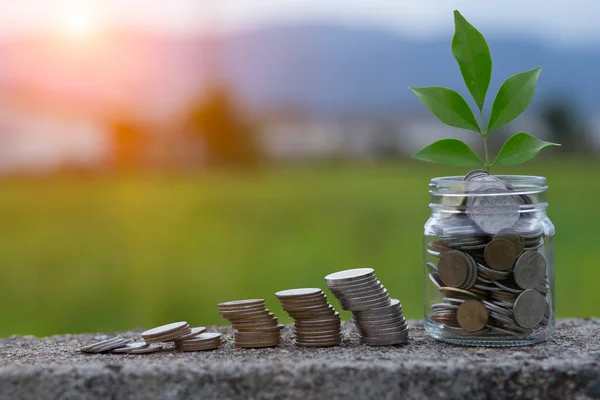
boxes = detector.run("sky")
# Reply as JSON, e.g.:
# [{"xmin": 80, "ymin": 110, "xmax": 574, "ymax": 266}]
[{"xmin": 0, "ymin": 0, "xmax": 599, "ymax": 45}]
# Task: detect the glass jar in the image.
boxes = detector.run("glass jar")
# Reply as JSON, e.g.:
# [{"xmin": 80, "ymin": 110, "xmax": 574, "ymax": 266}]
[{"xmin": 423, "ymin": 172, "xmax": 555, "ymax": 346}]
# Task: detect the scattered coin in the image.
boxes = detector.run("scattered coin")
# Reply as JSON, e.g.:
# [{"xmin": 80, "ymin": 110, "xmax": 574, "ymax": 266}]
[
  {"xmin": 111, "ymin": 342, "xmax": 150, "ymax": 354},
  {"xmin": 80, "ymin": 337, "xmax": 131, "ymax": 353},
  {"xmin": 129, "ymin": 343, "xmax": 163, "ymax": 354}
]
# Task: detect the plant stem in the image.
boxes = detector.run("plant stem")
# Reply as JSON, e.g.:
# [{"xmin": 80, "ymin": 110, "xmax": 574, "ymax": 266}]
[
  {"xmin": 482, "ymin": 135, "xmax": 490, "ymax": 171},
  {"xmin": 479, "ymin": 109, "xmax": 490, "ymax": 171}
]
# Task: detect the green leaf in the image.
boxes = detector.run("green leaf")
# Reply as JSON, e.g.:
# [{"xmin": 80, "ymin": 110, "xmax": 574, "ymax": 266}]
[
  {"xmin": 412, "ymin": 139, "xmax": 484, "ymax": 167},
  {"xmin": 492, "ymin": 132, "xmax": 560, "ymax": 166},
  {"xmin": 409, "ymin": 86, "xmax": 480, "ymax": 132},
  {"xmin": 487, "ymin": 67, "xmax": 542, "ymax": 133},
  {"xmin": 452, "ymin": 10, "xmax": 492, "ymax": 111}
]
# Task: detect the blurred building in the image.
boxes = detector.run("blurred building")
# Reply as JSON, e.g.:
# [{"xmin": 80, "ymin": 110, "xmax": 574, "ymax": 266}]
[{"xmin": 0, "ymin": 99, "xmax": 108, "ymax": 173}]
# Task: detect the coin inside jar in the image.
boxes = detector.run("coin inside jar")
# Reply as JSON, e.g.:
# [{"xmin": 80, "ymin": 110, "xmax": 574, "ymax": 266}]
[
  {"xmin": 484, "ymin": 238, "xmax": 519, "ymax": 271},
  {"xmin": 437, "ymin": 251, "xmax": 470, "ymax": 288},
  {"xmin": 513, "ymin": 251, "xmax": 547, "ymax": 289},
  {"xmin": 456, "ymin": 299, "xmax": 489, "ymax": 332}
]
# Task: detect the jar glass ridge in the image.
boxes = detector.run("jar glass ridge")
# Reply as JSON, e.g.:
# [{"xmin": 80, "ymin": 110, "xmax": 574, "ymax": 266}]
[{"xmin": 423, "ymin": 174, "xmax": 555, "ymax": 346}]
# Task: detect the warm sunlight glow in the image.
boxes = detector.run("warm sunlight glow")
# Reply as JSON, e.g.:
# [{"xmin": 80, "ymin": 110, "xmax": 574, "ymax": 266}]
[{"xmin": 60, "ymin": 11, "xmax": 99, "ymax": 40}]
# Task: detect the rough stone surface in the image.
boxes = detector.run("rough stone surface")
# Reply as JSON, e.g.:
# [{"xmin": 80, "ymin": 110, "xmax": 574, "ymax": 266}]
[{"xmin": 1, "ymin": 319, "xmax": 600, "ymax": 400}]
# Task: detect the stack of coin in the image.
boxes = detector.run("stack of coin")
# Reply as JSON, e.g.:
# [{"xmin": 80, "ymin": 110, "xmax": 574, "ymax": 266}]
[
  {"xmin": 325, "ymin": 268, "xmax": 408, "ymax": 345},
  {"xmin": 426, "ymin": 170, "xmax": 550, "ymax": 338},
  {"xmin": 218, "ymin": 299, "xmax": 282, "ymax": 348},
  {"xmin": 276, "ymin": 288, "xmax": 341, "ymax": 347},
  {"xmin": 175, "ymin": 332, "xmax": 222, "ymax": 352}
]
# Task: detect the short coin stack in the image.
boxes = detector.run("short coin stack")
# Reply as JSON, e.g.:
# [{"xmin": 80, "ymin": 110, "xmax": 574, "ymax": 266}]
[
  {"xmin": 325, "ymin": 268, "xmax": 409, "ymax": 346},
  {"xmin": 426, "ymin": 170, "xmax": 550, "ymax": 338},
  {"xmin": 276, "ymin": 288, "xmax": 341, "ymax": 347},
  {"xmin": 218, "ymin": 299, "xmax": 282, "ymax": 348},
  {"xmin": 174, "ymin": 332, "xmax": 222, "ymax": 352}
]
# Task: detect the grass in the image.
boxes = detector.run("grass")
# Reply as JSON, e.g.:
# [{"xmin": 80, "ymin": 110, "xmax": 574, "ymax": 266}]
[{"xmin": 0, "ymin": 158, "xmax": 595, "ymax": 337}]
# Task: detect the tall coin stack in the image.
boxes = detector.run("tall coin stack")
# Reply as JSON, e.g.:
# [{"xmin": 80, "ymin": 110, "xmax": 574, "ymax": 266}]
[
  {"xmin": 218, "ymin": 299, "xmax": 282, "ymax": 348},
  {"xmin": 325, "ymin": 268, "xmax": 409, "ymax": 346},
  {"xmin": 427, "ymin": 170, "xmax": 550, "ymax": 338},
  {"xmin": 276, "ymin": 288, "xmax": 341, "ymax": 347}
]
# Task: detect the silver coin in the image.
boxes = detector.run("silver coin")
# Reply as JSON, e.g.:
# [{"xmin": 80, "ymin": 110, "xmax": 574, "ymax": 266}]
[
  {"xmin": 81, "ymin": 337, "xmax": 130, "ymax": 353},
  {"xmin": 492, "ymin": 279, "xmax": 524, "ymax": 294},
  {"xmin": 130, "ymin": 343, "xmax": 163, "ymax": 354},
  {"xmin": 174, "ymin": 327, "xmax": 207, "ymax": 341},
  {"xmin": 80, "ymin": 337, "xmax": 122, "ymax": 353},
  {"xmin": 359, "ymin": 323, "xmax": 408, "ymax": 336},
  {"xmin": 95, "ymin": 338, "xmax": 131, "ymax": 353},
  {"xmin": 351, "ymin": 299, "xmax": 401, "ymax": 317},
  {"xmin": 112, "ymin": 342, "xmax": 150, "ymax": 354},
  {"xmin": 514, "ymin": 251, "xmax": 547, "ymax": 289},
  {"xmin": 325, "ymin": 268, "xmax": 375, "ymax": 283},
  {"xmin": 513, "ymin": 289, "xmax": 546, "ymax": 328},
  {"xmin": 429, "ymin": 273, "xmax": 443, "ymax": 289},
  {"xmin": 360, "ymin": 331, "xmax": 409, "ymax": 346},
  {"xmin": 486, "ymin": 324, "xmax": 520, "ymax": 336},
  {"xmin": 275, "ymin": 288, "xmax": 324, "ymax": 298},
  {"xmin": 464, "ymin": 170, "xmax": 490, "ymax": 181},
  {"xmin": 467, "ymin": 186, "xmax": 520, "ymax": 234},
  {"xmin": 442, "ymin": 297, "xmax": 465, "ymax": 305},
  {"xmin": 142, "ymin": 322, "xmax": 189, "ymax": 339},
  {"xmin": 482, "ymin": 300, "xmax": 513, "ymax": 317},
  {"xmin": 488, "ymin": 310, "xmax": 516, "ymax": 326},
  {"xmin": 476, "ymin": 262, "xmax": 511, "ymax": 279}
]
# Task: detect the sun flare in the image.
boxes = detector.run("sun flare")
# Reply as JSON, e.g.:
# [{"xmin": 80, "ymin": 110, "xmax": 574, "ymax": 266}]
[{"xmin": 60, "ymin": 11, "xmax": 98, "ymax": 40}]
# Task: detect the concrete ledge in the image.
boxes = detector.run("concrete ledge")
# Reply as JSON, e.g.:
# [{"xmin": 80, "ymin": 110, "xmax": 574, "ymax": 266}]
[{"xmin": 1, "ymin": 319, "xmax": 600, "ymax": 400}]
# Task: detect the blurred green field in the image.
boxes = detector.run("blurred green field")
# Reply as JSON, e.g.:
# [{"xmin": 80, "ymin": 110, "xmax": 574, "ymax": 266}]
[{"xmin": 0, "ymin": 158, "xmax": 596, "ymax": 337}]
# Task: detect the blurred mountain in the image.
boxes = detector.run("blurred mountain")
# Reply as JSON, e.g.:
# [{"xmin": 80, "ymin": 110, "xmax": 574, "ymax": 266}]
[
  {"xmin": 0, "ymin": 23, "xmax": 598, "ymax": 118},
  {"xmin": 224, "ymin": 24, "xmax": 598, "ymax": 116}
]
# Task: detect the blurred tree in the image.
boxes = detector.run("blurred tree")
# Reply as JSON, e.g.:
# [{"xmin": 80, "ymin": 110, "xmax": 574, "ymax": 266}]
[
  {"xmin": 540, "ymin": 96, "xmax": 590, "ymax": 153},
  {"xmin": 108, "ymin": 117, "xmax": 148, "ymax": 170},
  {"xmin": 187, "ymin": 87, "xmax": 260, "ymax": 166}
]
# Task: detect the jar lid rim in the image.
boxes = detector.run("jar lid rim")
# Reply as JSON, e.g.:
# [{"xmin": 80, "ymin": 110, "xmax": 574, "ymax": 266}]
[{"xmin": 430, "ymin": 175, "xmax": 547, "ymax": 186}]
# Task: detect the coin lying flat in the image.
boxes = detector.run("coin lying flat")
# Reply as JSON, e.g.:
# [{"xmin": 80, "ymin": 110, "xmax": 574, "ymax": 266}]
[
  {"xmin": 80, "ymin": 337, "xmax": 131, "ymax": 353},
  {"xmin": 129, "ymin": 343, "xmax": 163, "ymax": 354},
  {"xmin": 111, "ymin": 342, "xmax": 150, "ymax": 354},
  {"xmin": 456, "ymin": 300, "xmax": 489, "ymax": 332}
]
